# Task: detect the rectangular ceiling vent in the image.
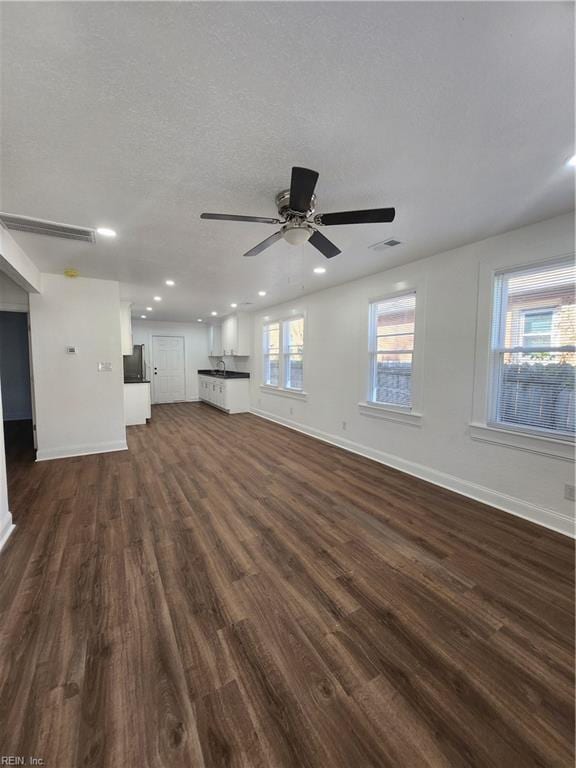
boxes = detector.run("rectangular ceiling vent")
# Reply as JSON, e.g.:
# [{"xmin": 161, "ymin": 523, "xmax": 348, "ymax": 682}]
[
  {"xmin": 369, "ymin": 238, "xmax": 402, "ymax": 251},
  {"xmin": 0, "ymin": 213, "xmax": 95, "ymax": 243}
]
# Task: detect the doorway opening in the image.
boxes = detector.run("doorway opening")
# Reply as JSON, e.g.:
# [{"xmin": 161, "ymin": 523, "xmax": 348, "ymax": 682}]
[{"xmin": 0, "ymin": 311, "xmax": 35, "ymax": 516}]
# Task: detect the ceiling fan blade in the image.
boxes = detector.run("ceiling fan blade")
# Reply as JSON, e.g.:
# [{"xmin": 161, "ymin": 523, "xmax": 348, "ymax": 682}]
[
  {"xmin": 316, "ymin": 207, "xmax": 396, "ymax": 226},
  {"xmin": 243, "ymin": 230, "xmax": 283, "ymax": 257},
  {"xmin": 289, "ymin": 167, "xmax": 319, "ymax": 213},
  {"xmin": 201, "ymin": 213, "xmax": 281, "ymax": 224},
  {"xmin": 309, "ymin": 230, "xmax": 341, "ymax": 259}
]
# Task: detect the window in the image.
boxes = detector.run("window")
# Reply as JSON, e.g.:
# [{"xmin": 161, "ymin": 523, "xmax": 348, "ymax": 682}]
[
  {"xmin": 263, "ymin": 321, "xmax": 280, "ymax": 386},
  {"xmin": 369, "ymin": 292, "xmax": 415, "ymax": 408},
  {"xmin": 489, "ymin": 259, "xmax": 575, "ymax": 438},
  {"xmin": 262, "ymin": 316, "xmax": 305, "ymax": 391},
  {"xmin": 283, "ymin": 316, "xmax": 304, "ymax": 390},
  {"xmin": 521, "ymin": 309, "xmax": 554, "ymax": 348}
]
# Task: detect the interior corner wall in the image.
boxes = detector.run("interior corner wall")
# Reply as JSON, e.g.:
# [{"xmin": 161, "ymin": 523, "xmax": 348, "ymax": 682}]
[
  {"xmin": 0, "ymin": 270, "xmax": 29, "ymax": 312},
  {"xmin": 249, "ymin": 212, "xmax": 575, "ymax": 536},
  {"xmin": 131, "ymin": 319, "xmax": 211, "ymax": 402},
  {"xmin": 0, "ymin": 384, "xmax": 13, "ymax": 550},
  {"xmin": 29, "ymin": 274, "xmax": 126, "ymax": 460}
]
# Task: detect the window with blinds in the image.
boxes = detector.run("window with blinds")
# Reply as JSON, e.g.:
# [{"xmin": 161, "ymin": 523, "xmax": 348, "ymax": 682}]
[
  {"xmin": 283, "ymin": 316, "xmax": 304, "ymax": 390},
  {"xmin": 369, "ymin": 292, "xmax": 416, "ymax": 408},
  {"xmin": 489, "ymin": 259, "xmax": 575, "ymax": 438},
  {"xmin": 263, "ymin": 321, "xmax": 280, "ymax": 386}
]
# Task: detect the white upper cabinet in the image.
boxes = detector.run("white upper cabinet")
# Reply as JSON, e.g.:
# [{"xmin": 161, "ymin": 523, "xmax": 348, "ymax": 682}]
[
  {"xmin": 221, "ymin": 312, "xmax": 251, "ymax": 356},
  {"xmin": 120, "ymin": 301, "xmax": 133, "ymax": 355},
  {"xmin": 209, "ymin": 324, "xmax": 222, "ymax": 356}
]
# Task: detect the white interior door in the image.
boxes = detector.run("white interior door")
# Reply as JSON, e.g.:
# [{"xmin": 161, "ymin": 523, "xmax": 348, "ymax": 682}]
[{"xmin": 152, "ymin": 336, "xmax": 185, "ymax": 403}]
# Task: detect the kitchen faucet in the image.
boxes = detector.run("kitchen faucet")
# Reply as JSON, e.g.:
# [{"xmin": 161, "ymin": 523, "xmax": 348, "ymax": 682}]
[{"xmin": 217, "ymin": 359, "xmax": 226, "ymax": 375}]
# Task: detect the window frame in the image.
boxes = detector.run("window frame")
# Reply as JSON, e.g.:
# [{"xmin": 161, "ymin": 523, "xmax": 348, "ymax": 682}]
[
  {"xmin": 367, "ymin": 290, "xmax": 417, "ymax": 412},
  {"xmin": 488, "ymin": 260, "xmax": 575, "ymax": 440},
  {"xmin": 471, "ymin": 252, "xmax": 575, "ymax": 460},
  {"xmin": 260, "ymin": 313, "xmax": 306, "ymax": 395},
  {"xmin": 262, "ymin": 320, "xmax": 280, "ymax": 388},
  {"xmin": 282, "ymin": 315, "xmax": 305, "ymax": 391}
]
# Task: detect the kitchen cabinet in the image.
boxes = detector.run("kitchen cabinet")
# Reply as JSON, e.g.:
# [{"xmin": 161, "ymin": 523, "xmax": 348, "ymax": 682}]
[
  {"xmin": 208, "ymin": 324, "xmax": 222, "ymax": 357},
  {"xmin": 221, "ymin": 312, "xmax": 251, "ymax": 356},
  {"xmin": 198, "ymin": 375, "xmax": 250, "ymax": 413},
  {"xmin": 120, "ymin": 301, "xmax": 133, "ymax": 356},
  {"xmin": 124, "ymin": 382, "xmax": 151, "ymax": 425}
]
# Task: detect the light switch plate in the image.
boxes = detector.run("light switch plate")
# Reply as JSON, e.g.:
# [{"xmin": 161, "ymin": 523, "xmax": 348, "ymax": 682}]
[{"xmin": 98, "ymin": 362, "xmax": 112, "ymax": 372}]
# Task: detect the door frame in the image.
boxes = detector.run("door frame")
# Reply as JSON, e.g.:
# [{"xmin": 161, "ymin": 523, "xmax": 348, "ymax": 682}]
[{"xmin": 151, "ymin": 334, "xmax": 186, "ymax": 404}]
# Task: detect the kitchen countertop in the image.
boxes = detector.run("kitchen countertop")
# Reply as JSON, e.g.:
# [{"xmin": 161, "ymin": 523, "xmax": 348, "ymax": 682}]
[
  {"xmin": 198, "ymin": 369, "xmax": 250, "ymax": 379},
  {"xmin": 124, "ymin": 379, "xmax": 151, "ymax": 384}
]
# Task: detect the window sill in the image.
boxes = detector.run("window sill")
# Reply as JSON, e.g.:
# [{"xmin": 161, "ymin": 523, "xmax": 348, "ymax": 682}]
[
  {"xmin": 358, "ymin": 401, "xmax": 422, "ymax": 426},
  {"xmin": 260, "ymin": 385, "xmax": 308, "ymax": 401},
  {"xmin": 469, "ymin": 422, "xmax": 575, "ymax": 461}
]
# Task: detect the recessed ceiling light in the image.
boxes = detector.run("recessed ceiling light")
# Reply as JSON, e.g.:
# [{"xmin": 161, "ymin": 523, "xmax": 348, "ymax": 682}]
[
  {"xmin": 230, "ymin": 303, "xmax": 238, "ymax": 308},
  {"xmin": 211, "ymin": 311, "xmax": 218, "ymax": 316},
  {"xmin": 313, "ymin": 266, "xmax": 326, "ymax": 274},
  {"xmin": 568, "ymin": 155, "xmax": 576, "ymax": 167},
  {"xmin": 146, "ymin": 307, "xmax": 153, "ymax": 311},
  {"xmin": 263, "ymin": 316, "xmax": 270, "ymax": 321},
  {"xmin": 165, "ymin": 279, "xmax": 175, "ymax": 286},
  {"xmin": 141, "ymin": 315, "xmax": 147, "ymax": 319},
  {"xmin": 153, "ymin": 296, "xmax": 162, "ymax": 302},
  {"xmin": 197, "ymin": 318, "xmax": 203, "ymax": 322},
  {"xmin": 258, "ymin": 290, "xmax": 267, "ymax": 297},
  {"xmin": 96, "ymin": 227, "xmax": 116, "ymax": 238}
]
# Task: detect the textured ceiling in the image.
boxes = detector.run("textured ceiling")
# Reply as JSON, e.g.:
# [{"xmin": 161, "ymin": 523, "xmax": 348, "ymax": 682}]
[{"xmin": 1, "ymin": 1, "xmax": 574, "ymax": 322}]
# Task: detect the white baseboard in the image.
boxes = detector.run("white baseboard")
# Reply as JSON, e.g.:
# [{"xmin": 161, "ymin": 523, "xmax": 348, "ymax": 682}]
[
  {"xmin": 251, "ymin": 408, "xmax": 575, "ymax": 538},
  {"xmin": 0, "ymin": 516, "xmax": 14, "ymax": 551},
  {"xmin": 36, "ymin": 439, "xmax": 128, "ymax": 462}
]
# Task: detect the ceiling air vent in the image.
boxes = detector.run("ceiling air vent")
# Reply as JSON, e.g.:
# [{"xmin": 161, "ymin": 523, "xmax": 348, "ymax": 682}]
[
  {"xmin": 0, "ymin": 213, "xmax": 95, "ymax": 243},
  {"xmin": 369, "ymin": 238, "xmax": 402, "ymax": 252}
]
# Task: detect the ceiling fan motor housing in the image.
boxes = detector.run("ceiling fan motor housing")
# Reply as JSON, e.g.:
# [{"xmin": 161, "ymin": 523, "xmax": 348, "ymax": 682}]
[{"xmin": 275, "ymin": 189, "xmax": 316, "ymax": 219}]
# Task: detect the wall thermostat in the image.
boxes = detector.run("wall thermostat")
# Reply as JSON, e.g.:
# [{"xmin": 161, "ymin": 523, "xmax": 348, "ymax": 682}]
[{"xmin": 65, "ymin": 346, "xmax": 77, "ymax": 355}]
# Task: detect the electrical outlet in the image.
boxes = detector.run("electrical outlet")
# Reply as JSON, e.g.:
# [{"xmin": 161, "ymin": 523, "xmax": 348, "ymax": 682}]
[
  {"xmin": 97, "ymin": 362, "xmax": 112, "ymax": 372},
  {"xmin": 342, "ymin": 420, "xmax": 347, "ymax": 431},
  {"xmin": 564, "ymin": 484, "xmax": 575, "ymax": 502}
]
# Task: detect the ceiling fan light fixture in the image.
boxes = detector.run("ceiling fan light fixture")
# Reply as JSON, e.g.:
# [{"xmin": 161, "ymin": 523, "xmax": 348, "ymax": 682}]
[{"xmin": 282, "ymin": 224, "xmax": 313, "ymax": 247}]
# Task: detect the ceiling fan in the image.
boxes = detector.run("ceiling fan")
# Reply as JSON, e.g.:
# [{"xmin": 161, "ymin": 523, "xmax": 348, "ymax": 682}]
[{"xmin": 200, "ymin": 167, "xmax": 395, "ymax": 259}]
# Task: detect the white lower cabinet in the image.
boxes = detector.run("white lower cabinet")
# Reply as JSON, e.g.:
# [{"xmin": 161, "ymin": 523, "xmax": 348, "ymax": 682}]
[
  {"xmin": 124, "ymin": 382, "xmax": 151, "ymax": 426},
  {"xmin": 198, "ymin": 375, "xmax": 249, "ymax": 414}
]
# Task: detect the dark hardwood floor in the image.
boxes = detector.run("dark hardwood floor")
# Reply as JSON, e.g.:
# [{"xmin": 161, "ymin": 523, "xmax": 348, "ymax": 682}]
[{"xmin": 0, "ymin": 403, "xmax": 573, "ymax": 767}]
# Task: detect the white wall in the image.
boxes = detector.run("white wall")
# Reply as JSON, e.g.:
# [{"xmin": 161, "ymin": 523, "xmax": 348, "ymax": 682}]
[
  {"xmin": 132, "ymin": 320, "xmax": 211, "ymax": 402},
  {"xmin": 29, "ymin": 274, "xmax": 126, "ymax": 460},
  {"xmin": 0, "ymin": 270, "xmax": 29, "ymax": 312},
  {"xmin": 0, "ymin": 388, "xmax": 12, "ymax": 550},
  {"xmin": 0, "ymin": 226, "xmax": 41, "ymax": 294},
  {"xmin": 250, "ymin": 212, "xmax": 575, "ymax": 536}
]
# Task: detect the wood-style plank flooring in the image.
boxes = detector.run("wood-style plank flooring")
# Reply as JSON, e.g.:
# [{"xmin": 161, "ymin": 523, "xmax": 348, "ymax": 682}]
[{"xmin": 0, "ymin": 403, "xmax": 574, "ymax": 767}]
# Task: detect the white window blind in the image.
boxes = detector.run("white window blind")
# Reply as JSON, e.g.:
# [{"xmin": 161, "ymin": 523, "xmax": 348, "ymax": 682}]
[
  {"xmin": 490, "ymin": 259, "xmax": 575, "ymax": 438},
  {"xmin": 369, "ymin": 292, "xmax": 416, "ymax": 408},
  {"xmin": 263, "ymin": 322, "xmax": 280, "ymax": 386},
  {"xmin": 283, "ymin": 316, "xmax": 304, "ymax": 390}
]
